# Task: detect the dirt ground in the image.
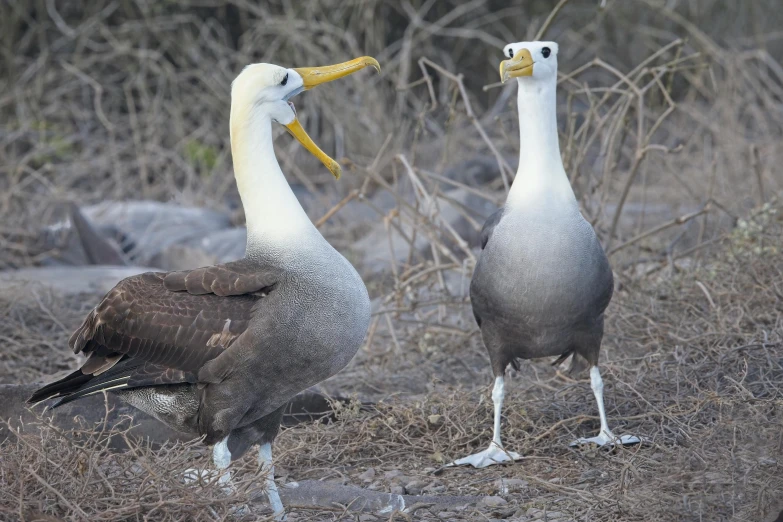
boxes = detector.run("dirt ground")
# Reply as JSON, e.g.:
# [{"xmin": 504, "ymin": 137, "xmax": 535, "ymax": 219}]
[{"xmin": 2, "ymin": 204, "xmax": 781, "ymax": 521}]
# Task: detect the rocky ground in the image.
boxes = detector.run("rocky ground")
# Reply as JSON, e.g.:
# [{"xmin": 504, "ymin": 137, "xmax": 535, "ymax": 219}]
[{"xmin": 1, "ymin": 200, "xmax": 781, "ymax": 521}]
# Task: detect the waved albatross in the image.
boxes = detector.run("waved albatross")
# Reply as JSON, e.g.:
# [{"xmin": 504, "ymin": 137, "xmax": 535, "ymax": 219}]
[
  {"xmin": 451, "ymin": 41, "xmax": 639, "ymax": 468},
  {"xmin": 29, "ymin": 56, "xmax": 379, "ymax": 517}
]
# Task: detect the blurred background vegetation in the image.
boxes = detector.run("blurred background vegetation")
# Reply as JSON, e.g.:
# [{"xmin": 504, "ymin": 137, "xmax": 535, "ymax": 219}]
[{"xmin": 1, "ymin": 0, "xmax": 781, "ymax": 269}]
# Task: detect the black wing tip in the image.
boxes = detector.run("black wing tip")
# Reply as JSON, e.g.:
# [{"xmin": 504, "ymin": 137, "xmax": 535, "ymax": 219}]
[
  {"xmin": 27, "ymin": 389, "xmax": 64, "ymax": 407},
  {"xmin": 26, "ymin": 370, "xmax": 92, "ymax": 406}
]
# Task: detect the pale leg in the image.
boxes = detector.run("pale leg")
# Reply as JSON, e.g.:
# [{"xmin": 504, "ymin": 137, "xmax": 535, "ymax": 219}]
[
  {"xmin": 184, "ymin": 436, "xmax": 233, "ymax": 490},
  {"xmin": 258, "ymin": 443, "xmax": 285, "ymax": 520},
  {"xmin": 570, "ymin": 366, "xmax": 640, "ymax": 447},
  {"xmin": 212, "ymin": 437, "xmax": 232, "ymax": 486},
  {"xmin": 449, "ymin": 376, "xmax": 522, "ymax": 468}
]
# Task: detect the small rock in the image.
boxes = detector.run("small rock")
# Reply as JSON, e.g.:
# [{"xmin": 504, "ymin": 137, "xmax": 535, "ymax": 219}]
[
  {"xmin": 496, "ymin": 477, "xmax": 528, "ymax": 494},
  {"xmin": 527, "ymin": 507, "xmax": 544, "ymax": 519},
  {"xmin": 359, "ymin": 467, "xmax": 376, "ymax": 482},
  {"xmin": 578, "ymin": 469, "xmax": 601, "ymax": 481},
  {"xmin": 548, "ymin": 477, "xmax": 562, "ymax": 484},
  {"xmin": 390, "ymin": 485, "xmax": 404, "ymax": 495},
  {"xmin": 430, "ymin": 450, "xmax": 445, "ymax": 463},
  {"xmin": 481, "ymin": 496, "xmax": 507, "ymax": 507},
  {"xmin": 758, "ymin": 457, "xmax": 777, "ymax": 467},
  {"xmin": 428, "ymin": 414, "xmax": 443, "ymax": 425},
  {"xmin": 543, "ymin": 511, "xmax": 564, "ymax": 520},
  {"xmin": 405, "ymin": 479, "xmax": 428, "ymax": 495},
  {"xmin": 384, "ymin": 469, "xmax": 403, "ymax": 479}
]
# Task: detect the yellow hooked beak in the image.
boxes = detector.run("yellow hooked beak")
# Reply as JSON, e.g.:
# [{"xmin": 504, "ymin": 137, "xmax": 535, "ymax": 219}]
[
  {"xmin": 284, "ymin": 57, "xmax": 381, "ymax": 179},
  {"xmin": 499, "ymin": 49, "xmax": 533, "ymax": 83},
  {"xmin": 294, "ymin": 56, "xmax": 381, "ymax": 90}
]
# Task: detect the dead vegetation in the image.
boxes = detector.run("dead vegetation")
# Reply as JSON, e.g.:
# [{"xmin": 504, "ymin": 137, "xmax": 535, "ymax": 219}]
[{"xmin": 1, "ymin": 0, "xmax": 782, "ymax": 521}]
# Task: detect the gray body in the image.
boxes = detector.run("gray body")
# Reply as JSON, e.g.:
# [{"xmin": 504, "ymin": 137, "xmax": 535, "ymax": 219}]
[
  {"xmin": 31, "ymin": 232, "xmax": 371, "ymax": 460},
  {"xmin": 470, "ymin": 203, "xmax": 613, "ymax": 376}
]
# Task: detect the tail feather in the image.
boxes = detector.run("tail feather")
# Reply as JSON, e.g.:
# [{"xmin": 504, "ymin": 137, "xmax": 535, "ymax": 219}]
[
  {"xmin": 27, "ymin": 369, "xmax": 92, "ymax": 404},
  {"xmin": 51, "ymin": 376, "xmax": 131, "ymax": 407},
  {"xmin": 28, "ymin": 355, "xmax": 142, "ymax": 407}
]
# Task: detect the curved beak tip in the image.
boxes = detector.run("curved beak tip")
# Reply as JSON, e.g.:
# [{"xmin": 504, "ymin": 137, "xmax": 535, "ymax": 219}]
[
  {"xmin": 367, "ymin": 58, "xmax": 381, "ymax": 75},
  {"xmin": 330, "ymin": 162, "xmax": 342, "ymax": 180}
]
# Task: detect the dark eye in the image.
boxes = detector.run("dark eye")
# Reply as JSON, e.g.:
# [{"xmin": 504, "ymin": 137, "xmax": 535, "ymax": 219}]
[
  {"xmin": 280, "ymin": 73, "xmax": 288, "ymax": 86},
  {"xmin": 542, "ymin": 47, "xmax": 551, "ymax": 58},
  {"xmin": 507, "ymin": 48, "xmax": 514, "ymax": 58}
]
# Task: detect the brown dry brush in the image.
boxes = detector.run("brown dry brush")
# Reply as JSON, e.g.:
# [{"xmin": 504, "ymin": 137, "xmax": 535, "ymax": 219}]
[
  {"xmin": 0, "ymin": 0, "xmax": 781, "ymax": 269},
  {"xmin": 2, "ymin": 410, "xmax": 257, "ymax": 521},
  {"xmin": 2, "ymin": 211, "xmax": 780, "ymax": 521}
]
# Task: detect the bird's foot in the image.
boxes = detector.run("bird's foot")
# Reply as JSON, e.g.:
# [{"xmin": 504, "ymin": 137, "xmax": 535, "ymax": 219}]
[
  {"xmin": 447, "ymin": 442, "xmax": 522, "ymax": 468},
  {"xmin": 569, "ymin": 431, "xmax": 641, "ymax": 447}
]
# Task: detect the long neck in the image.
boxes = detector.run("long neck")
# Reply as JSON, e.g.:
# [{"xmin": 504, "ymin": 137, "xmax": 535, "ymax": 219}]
[
  {"xmin": 506, "ymin": 77, "xmax": 576, "ymax": 209},
  {"xmin": 230, "ymin": 112, "xmax": 317, "ymax": 255}
]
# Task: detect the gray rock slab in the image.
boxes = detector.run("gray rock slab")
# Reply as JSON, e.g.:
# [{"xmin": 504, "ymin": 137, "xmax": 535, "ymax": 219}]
[
  {"xmin": 272, "ymin": 479, "xmax": 481, "ymax": 514},
  {"xmin": 0, "ymin": 265, "xmax": 156, "ymax": 296}
]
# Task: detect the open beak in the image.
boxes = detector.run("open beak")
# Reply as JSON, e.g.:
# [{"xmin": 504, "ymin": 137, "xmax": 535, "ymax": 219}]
[
  {"xmin": 284, "ymin": 56, "xmax": 381, "ymax": 179},
  {"xmin": 284, "ymin": 118, "xmax": 343, "ymax": 179},
  {"xmin": 499, "ymin": 49, "xmax": 533, "ymax": 83}
]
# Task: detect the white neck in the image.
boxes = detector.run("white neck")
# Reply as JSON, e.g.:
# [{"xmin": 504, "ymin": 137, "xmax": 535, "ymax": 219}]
[
  {"xmin": 506, "ymin": 77, "xmax": 576, "ymax": 210},
  {"xmin": 230, "ymin": 112, "xmax": 317, "ymax": 254}
]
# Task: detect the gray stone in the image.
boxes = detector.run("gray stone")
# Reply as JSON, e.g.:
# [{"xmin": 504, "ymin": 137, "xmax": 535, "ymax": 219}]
[
  {"xmin": 41, "ymin": 200, "xmax": 247, "ymax": 270},
  {"xmin": 0, "ymin": 266, "xmax": 154, "ymax": 297},
  {"xmin": 495, "ymin": 477, "xmax": 529, "ymax": 494},
  {"xmin": 404, "ymin": 479, "xmax": 428, "ymax": 495},
  {"xmin": 481, "ymin": 496, "xmax": 507, "ymax": 507},
  {"xmin": 359, "ymin": 467, "xmax": 376, "ymax": 482},
  {"xmin": 274, "ymin": 480, "xmax": 483, "ymax": 513},
  {"xmin": 349, "ymin": 187, "xmax": 498, "ymax": 277}
]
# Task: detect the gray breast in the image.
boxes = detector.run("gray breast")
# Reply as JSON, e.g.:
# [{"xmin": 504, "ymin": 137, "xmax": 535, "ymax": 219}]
[
  {"xmin": 470, "ymin": 205, "xmax": 612, "ymax": 359},
  {"xmin": 235, "ymin": 240, "xmax": 371, "ymax": 425}
]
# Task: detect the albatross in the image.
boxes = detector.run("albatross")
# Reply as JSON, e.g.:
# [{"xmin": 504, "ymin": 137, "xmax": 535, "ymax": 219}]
[
  {"xmin": 28, "ymin": 56, "xmax": 380, "ymax": 517},
  {"xmin": 451, "ymin": 41, "xmax": 639, "ymax": 468}
]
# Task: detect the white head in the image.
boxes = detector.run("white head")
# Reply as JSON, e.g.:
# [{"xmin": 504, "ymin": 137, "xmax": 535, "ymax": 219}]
[
  {"xmin": 230, "ymin": 57, "xmax": 380, "ymax": 179},
  {"xmin": 499, "ymin": 41, "xmax": 559, "ymax": 84},
  {"xmin": 231, "ymin": 63, "xmax": 303, "ymax": 128},
  {"xmin": 228, "ymin": 57, "xmax": 380, "ymax": 250}
]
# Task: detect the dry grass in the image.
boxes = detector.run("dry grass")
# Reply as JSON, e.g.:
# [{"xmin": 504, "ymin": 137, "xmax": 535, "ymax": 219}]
[
  {"xmin": 1, "ymin": 0, "xmax": 782, "ymax": 521},
  {"xmin": 3, "ymin": 203, "xmax": 781, "ymax": 521}
]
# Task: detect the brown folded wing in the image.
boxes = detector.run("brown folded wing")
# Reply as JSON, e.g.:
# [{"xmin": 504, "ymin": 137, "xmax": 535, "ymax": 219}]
[{"xmin": 29, "ymin": 259, "xmax": 278, "ymax": 404}]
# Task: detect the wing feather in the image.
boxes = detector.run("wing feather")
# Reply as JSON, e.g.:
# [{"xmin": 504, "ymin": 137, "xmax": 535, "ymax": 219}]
[
  {"xmin": 30, "ymin": 259, "xmax": 279, "ymax": 405},
  {"xmin": 479, "ymin": 208, "xmax": 504, "ymax": 250}
]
